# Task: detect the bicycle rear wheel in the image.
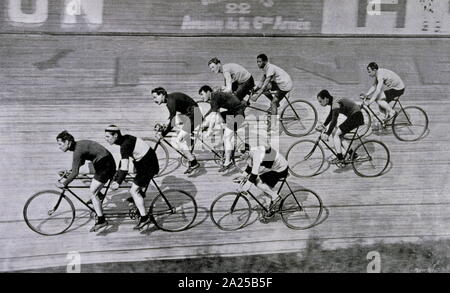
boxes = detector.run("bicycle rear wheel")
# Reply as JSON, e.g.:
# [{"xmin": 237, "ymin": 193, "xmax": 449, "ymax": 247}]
[
  {"xmin": 210, "ymin": 192, "xmax": 251, "ymax": 231},
  {"xmin": 285, "ymin": 140, "xmax": 325, "ymax": 177},
  {"xmin": 344, "ymin": 107, "xmax": 371, "ymax": 140},
  {"xmin": 150, "ymin": 190, "xmax": 197, "ymax": 232},
  {"xmin": 280, "ymin": 189, "xmax": 323, "ymax": 230},
  {"xmin": 23, "ymin": 190, "xmax": 75, "ymax": 236},
  {"xmin": 392, "ymin": 106, "xmax": 428, "ymax": 142},
  {"xmin": 142, "ymin": 137, "xmax": 169, "ymax": 176},
  {"xmin": 280, "ymin": 99, "xmax": 318, "ymax": 137},
  {"xmin": 233, "ymin": 142, "xmax": 248, "ymax": 171},
  {"xmin": 352, "ymin": 140, "xmax": 390, "ymax": 177}
]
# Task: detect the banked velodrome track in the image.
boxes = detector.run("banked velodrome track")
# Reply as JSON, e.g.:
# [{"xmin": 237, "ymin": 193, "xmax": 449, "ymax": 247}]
[{"xmin": 0, "ymin": 35, "xmax": 449, "ymax": 271}]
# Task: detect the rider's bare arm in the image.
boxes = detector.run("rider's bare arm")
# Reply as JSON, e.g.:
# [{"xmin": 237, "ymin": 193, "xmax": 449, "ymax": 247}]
[
  {"xmin": 62, "ymin": 154, "xmax": 84, "ymax": 187},
  {"xmin": 222, "ymin": 71, "xmax": 233, "ymax": 93}
]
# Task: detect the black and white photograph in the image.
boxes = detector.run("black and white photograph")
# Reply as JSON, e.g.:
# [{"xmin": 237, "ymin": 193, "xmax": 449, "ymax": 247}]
[{"xmin": 0, "ymin": 0, "xmax": 449, "ymax": 275}]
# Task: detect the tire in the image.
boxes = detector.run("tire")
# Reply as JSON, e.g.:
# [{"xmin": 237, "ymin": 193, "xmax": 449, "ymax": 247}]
[
  {"xmin": 344, "ymin": 107, "xmax": 371, "ymax": 140},
  {"xmin": 280, "ymin": 189, "xmax": 323, "ymax": 230},
  {"xmin": 280, "ymin": 99, "xmax": 318, "ymax": 137},
  {"xmin": 210, "ymin": 192, "xmax": 251, "ymax": 231},
  {"xmin": 285, "ymin": 139, "xmax": 325, "ymax": 178},
  {"xmin": 23, "ymin": 190, "xmax": 75, "ymax": 236},
  {"xmin": 352, "ymin": 140, "xmax": 390, "ymax": 177},
  {"xmin": 150, "ymin": 190, "xmax": 197, "ymax": 232},
  {"xmin": 392, "ymin": 106, "xmax": 428, "ymax": 142},
  {"xmin": 142, "ymin": 137, "xmax": 170, "ymax": 176}
]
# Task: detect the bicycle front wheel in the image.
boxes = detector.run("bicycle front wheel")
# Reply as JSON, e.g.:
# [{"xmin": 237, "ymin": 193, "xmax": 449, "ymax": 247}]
[
  {"xmin": 280, "ymin": 189, "xmax": 323, "ymax": 230},
  {"xmin": 280, "ymin": 99, "xmax": 318, "ymax": 137},
  {"xmin": 142, "ymin": 137, "xmax": 170, "ymax": 176},
  {"xmin": 23, "ymin": 190, "xmax": 75, "ymax": 236},
  {"xmin": 150, "ymin": 190, "xmax": 197, "ymax": 232},
  {"xmin": 285, "ymin": 140, "xmax": 325, "ymax": 177},
  {"xmin": 352, "ymin": 140, "xmax": 390, "ymax": 177},
  {"xmin": 392, "ymin": 106, "xmax": 428, "ymax": 142},
  {"xmin": 210, "ymin": 192, "xmax": 251, "ymax": 231}
]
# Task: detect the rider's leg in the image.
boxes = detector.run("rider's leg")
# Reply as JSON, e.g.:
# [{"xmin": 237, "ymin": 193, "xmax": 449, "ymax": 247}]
[
  {"xmin": 255, "ymin": 180, "xmax": 278, "ymax": 202},
  {"xmin": 223, "ymin": 127, "xmax": 235, "ymax": 166},
  {"xmin": 130, "ymin": 183, "xmax": 147, "ymax": 217},
  {"xmin": 176, "ymin": 129, "xmax": 196, "ymax": 163},
  {"xmin": 376, "ymin": 91, "xmax": 395, "ymax": 119},
  {"xmin": 89, "ymin": 179, "xmax": 105, "ymax": 218},
  {"xmin": 332, "ymin": 128, "xmax": 344, "ymax": 161}
]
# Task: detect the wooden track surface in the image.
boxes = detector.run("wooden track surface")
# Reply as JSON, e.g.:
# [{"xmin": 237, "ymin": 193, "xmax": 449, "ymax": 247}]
[{"xmin": 0, "ymin": 35, "xmax": 449, "ymax": 271}]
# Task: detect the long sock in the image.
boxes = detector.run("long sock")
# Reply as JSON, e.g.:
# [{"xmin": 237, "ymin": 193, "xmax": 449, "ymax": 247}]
[
  {"xmin": 140, "ymin": 214, "xmax": 149, "ymax": 222},
  {"xmin": 97, "ymin": 216, "xmax": 105, "ymax": 223}
]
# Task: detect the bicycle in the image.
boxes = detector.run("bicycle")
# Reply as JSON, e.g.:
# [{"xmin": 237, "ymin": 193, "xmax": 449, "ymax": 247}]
[
  {"xmin": 209, "ymin": 175, "xmax": 323, "ymax": 231},
  {"xmin": 148, "ymin": 123, "xmax": 248, "ymax": 173},
  {"xmin": 23, "ymin": 171, "xmax": 198, "ymax": 236},
  {"xmin": 355, "ymin": 95, "xmax": 429, "ymax": 142},
  {"xmin": 285, "ymin": 126, "xmax": 390, "ymax": 178},
  {"xmin": 244, "ymin": 90, "xmax": 318, "ymax": 137}
]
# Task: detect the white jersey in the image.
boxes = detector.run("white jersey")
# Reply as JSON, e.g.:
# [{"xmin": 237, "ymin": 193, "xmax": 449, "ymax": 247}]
[
  {"xmin": 222, "ymin": 63, "xmax": 251, "ymax": 84},
  {"xmin": 376, "ymin": 68, "xmax": 405, "ymax": 90},
  {"xmin": 263, "ymin": 63, "xmax": 293, "ymax": 92},
  {"xmin": 248, "ymin": 146, "xmax": 288, "ymax": 174}
]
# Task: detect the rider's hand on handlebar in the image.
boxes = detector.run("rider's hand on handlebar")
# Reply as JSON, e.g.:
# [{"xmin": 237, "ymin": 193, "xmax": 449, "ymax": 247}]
[
  {"xmin": 232, "ymin": 175, "xmax": 246, "ymax": 184},
  {"xmin": 359, "ymin": 93, "xmax": 367, "ymax": 99},
  {"xmin": 321, "ymin": 133, "xmax": 329, "ymax": 141},
  {"xmin": 315, "ymin": 124, "xmax": 326, "ymax": 132},
  {"xmin": 55, "ymin": 181, "xmax": 66, "ymax": 189},
  {"xmin": 110, "ymin": 181, "xmax": 119, "ymax": 191},
  {"xmin": 238, "ymin": 180, "xmax": 251, "ymax": 193}
]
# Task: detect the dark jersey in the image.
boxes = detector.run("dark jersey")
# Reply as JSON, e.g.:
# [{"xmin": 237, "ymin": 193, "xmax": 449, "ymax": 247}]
[
  {"xmin": 64, "ymin": 140, "xmax": 112, "ymax": 187},
  {"xmin": 166, "ymin": 92, "xmax": 198, "ymax": 120},
  {"xmin": 324, "ymin": 97, "xmax": 361, "ymax": 135},
  {"xmin": 210, "ymin": 91, "xmax": 245, "ymax": 114},
  {"xmin": 163, "ymin": 92, "xmax": 199, "ymax": 136},
  {"xmin": 115, "ymin": 135, "xmax": 150, "ymax": 162}
]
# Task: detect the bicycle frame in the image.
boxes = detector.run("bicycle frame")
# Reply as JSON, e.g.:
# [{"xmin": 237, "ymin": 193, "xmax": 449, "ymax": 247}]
[
  {"xmin": 156, "ymin": 126, "xmax": 244, "ymax": 163},
  {"xmin": 307, "ymin": 129, "xmax": 364, "ymax": 162}
]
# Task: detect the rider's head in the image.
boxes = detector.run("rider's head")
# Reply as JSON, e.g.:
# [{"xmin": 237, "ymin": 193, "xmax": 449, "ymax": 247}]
[
  {"xmin": 56, "ymin": 130, "xmax": 74, "ymax": 152},
  {"xmin": 317, "ymin": 89, "xmax": 333, "ymax": 107},
  {"xmin": 256, "ymin": 53, "xmax": 268, "ymax": 69},
  {"xmin": 198, "ymin": 85, "xmax": 213, "ymax": 102},
  {"xmin": 104, "ymin": 125, "xmax": 122, "ymax": 145},
  {"xmin": 151, "ymin": 87, "xmax": 167, "ymax": 105},
  {"xmin": 208, "ymin": 57, "xmax": 221, "ymax": 74},
  {"xmin": 367, "ymin": 62, "xmax": 378, "ymax": 78}
]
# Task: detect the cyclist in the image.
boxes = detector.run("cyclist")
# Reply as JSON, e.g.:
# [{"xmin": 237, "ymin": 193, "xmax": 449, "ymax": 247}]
[
  {"xmin": 208, "ymin": 57, "xmax": 255, "ymax": 101},
  {"xmin": 152, "ymin": 87, "xmax": 202, "ymax": 174},
  {"xmin": 104, "ymin": 125, "xmax": 159, "ymax": 230},
  {"xmin": 56, "ymin": 130, "xmax": 116, "ymax": 232},
  {"xmin": 198, "ymin": 85, "xmax": 246, "ymax": 172},
  {"xmin": 361, "ymin": 62, "xmax": 405, "ymax": 122},
  {"xmin": 316, "ymin": 89, "xmax": 364, "ymax": 164},
  {"xmin": 251, "ymin": 53, "xmax": 293, "ymax": 115},
  {"xmin": 236, "ymin": 141, "xmax": 289, "ymax": 218}
]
